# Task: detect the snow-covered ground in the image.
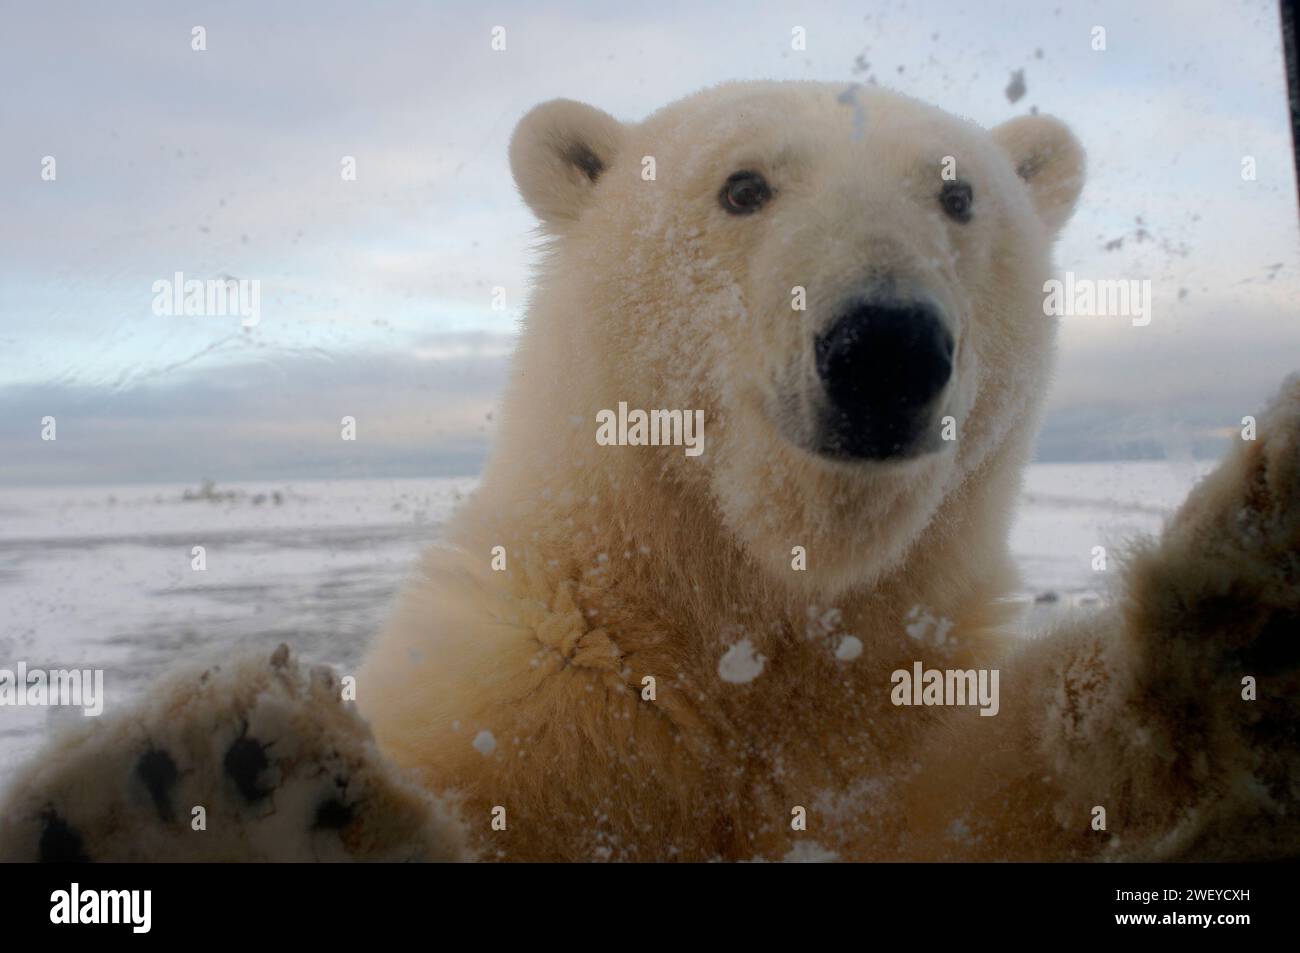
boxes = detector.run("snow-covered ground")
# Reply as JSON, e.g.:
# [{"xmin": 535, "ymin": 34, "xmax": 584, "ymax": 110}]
[{"xmin": 0, "ymin": 460, "xmax": 1213, "ymax": 767}]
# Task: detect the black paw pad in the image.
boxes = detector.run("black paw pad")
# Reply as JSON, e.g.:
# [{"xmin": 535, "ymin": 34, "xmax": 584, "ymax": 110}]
[
  {"xmin": 1240, "ymin": 610, "xmax": 1300, "ymax": 675},
  {"xmin": 223, "ymin": 736, "xmax": 273, "ymax": 803},
  {"xmin": 39, "ymin": 809, "xmax": 89, "ymax": 863},
  {"xmin": 312, "ymin": 797, "xmax": 354, "ymax": 831},
  {"xmin": 136, "ymin": 748, "xmax": 179, "ymax": 821}
]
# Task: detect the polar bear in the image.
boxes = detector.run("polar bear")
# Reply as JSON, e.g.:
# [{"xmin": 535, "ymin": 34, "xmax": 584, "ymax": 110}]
[{"xmin": 2, "ymin": 81, "xmax": 1297, "ymax": 863}]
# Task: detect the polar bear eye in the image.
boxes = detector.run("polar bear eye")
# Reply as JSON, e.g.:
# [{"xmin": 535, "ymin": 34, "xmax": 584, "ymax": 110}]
[
  {"xmin": 720, "ymin": 170, "xmax": 771, "ymax": 215},
  {"xmin": 939, "ymin": 180, "xmax": 973, "ymax": 223}
]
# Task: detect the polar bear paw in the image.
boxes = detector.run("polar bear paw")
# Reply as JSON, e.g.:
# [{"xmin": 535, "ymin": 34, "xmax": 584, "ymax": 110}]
[
  {"xmin": 0, "ymin": 645, "xmax": 470, "ymax": 862},
  {"xmin": 1118, "ymin": 374, "xmax": 1300, "ymax": 859},
  {"xmin": 1129, "ymin": 374, "xmax": 1300, "ymax": 670}
]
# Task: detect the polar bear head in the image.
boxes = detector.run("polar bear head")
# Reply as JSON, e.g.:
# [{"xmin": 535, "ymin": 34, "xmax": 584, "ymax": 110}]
[{"xmin": 508, "ymin": 81, "xmax": 1084, "ymax": 597}]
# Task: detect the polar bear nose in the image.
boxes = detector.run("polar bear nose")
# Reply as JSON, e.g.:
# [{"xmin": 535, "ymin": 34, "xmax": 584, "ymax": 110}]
[{"xmin": 813, "ymin": 299, "xmax": 954, "ymax": 459}]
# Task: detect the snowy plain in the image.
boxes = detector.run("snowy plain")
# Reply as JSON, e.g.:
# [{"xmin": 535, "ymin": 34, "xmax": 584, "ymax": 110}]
[{"xmin": 0, "ymin": 460, "xmax": 1213, "ymax": 767}]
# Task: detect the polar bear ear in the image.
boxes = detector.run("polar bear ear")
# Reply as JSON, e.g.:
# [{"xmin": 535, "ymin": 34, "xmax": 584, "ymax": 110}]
[
  {"xmin": 509, "ymin": 99, "xmax": 625, "ymax": 227},
  {"xmin": 991, "ymin": 115, "xmax": 1086, "ymax": 237}
]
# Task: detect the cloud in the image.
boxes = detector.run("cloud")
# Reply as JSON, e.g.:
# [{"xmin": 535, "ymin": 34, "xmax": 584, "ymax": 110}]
[{"xmin": 0, "ymin": 333, "xmax": 511, "ymax": 485}]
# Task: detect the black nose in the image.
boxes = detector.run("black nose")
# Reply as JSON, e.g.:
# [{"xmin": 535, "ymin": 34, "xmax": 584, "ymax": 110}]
[{"xmin": 814, "ymin": 299, "xmax": 954, "ymax": 459}]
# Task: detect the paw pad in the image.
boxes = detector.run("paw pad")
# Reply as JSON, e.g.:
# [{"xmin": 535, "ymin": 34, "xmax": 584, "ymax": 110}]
[
  {"xmin": 136, "ymin": 748, "xmax": 179, "ymax": 821},
  {"xmin": 223, "ymin": 735, "xmax": 273, "ymax": 803},
  {"xmin": 313, "ymin": 797, "xmax": 354, "ymax": 831},
  {"xmin": 38, "ymin": 809, "xmax": 89, "ymax": 863}
]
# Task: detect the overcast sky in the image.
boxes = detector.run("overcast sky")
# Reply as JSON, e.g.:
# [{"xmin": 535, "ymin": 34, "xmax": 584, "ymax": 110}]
[{"xmin": 1, "ymin": 0, "xmax": 1297, "ymax": 484}]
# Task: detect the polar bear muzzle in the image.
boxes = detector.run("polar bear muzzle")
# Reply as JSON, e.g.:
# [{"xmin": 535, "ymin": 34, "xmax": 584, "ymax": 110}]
[{"xmin": 812, "ymin": 297, "xmax": 954, "ymax": 461}]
